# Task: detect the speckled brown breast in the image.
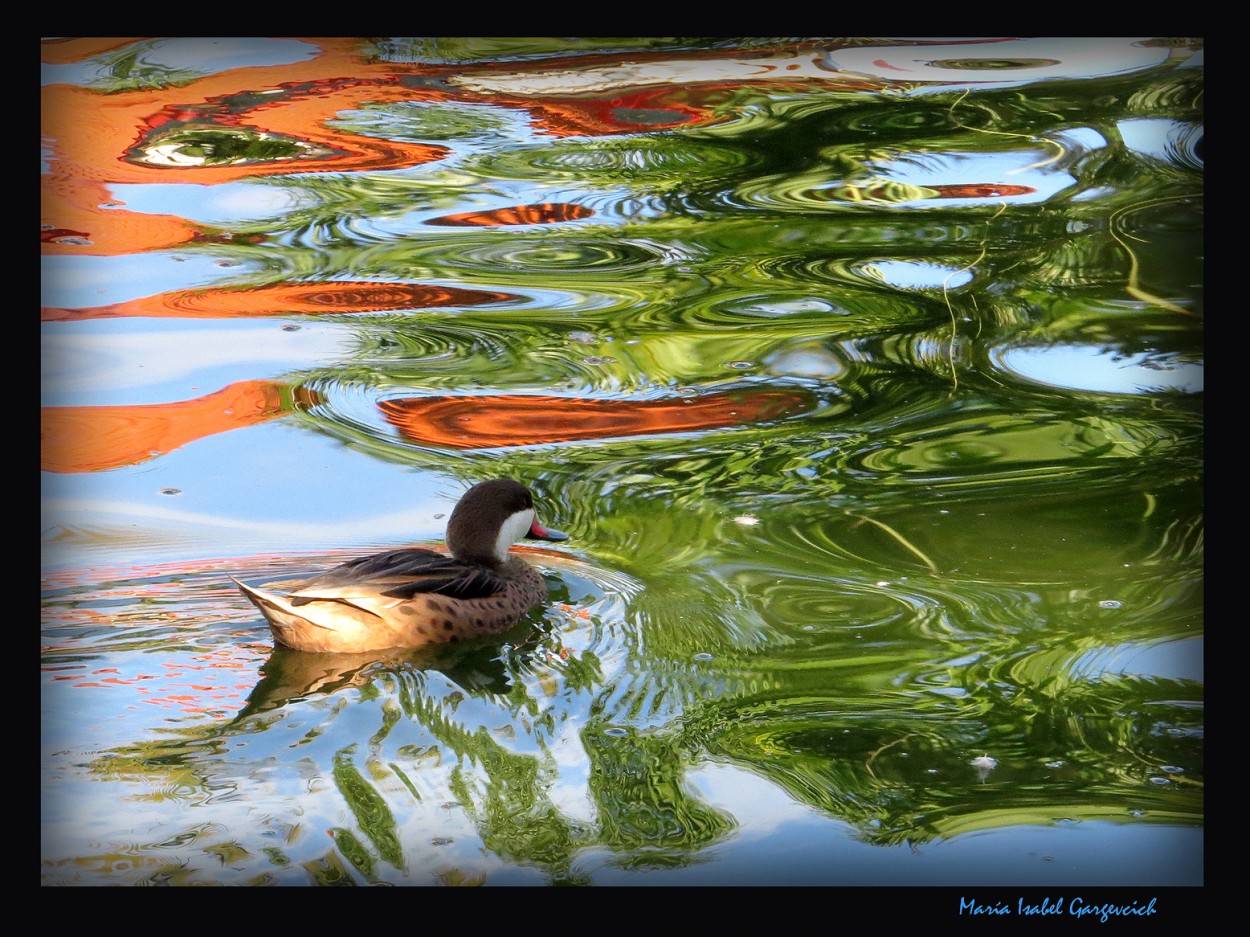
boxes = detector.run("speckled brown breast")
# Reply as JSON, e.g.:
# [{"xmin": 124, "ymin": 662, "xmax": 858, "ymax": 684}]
[{"xmin": 400, "ymin": 557, "xmax": 548, "ymax": 644}]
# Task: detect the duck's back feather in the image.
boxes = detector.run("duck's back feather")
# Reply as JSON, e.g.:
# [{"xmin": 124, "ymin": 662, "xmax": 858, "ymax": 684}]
[{"xmin": 286, "ymin": 547, "xmax": 507, "ymax": 604}]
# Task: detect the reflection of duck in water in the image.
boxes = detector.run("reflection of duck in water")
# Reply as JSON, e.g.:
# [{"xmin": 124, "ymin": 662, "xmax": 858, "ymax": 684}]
[
  {"xmin": 231, "ymin": 642, "xmax": 517, "ymax": 722},
  {"xmin": 235, "ymin": 479, "xmax": 568, "ymax": 653}
]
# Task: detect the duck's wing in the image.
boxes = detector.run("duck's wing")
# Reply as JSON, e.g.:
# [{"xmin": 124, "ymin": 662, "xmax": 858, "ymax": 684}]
[{"xmin": 284, "ymin": 547, "xmax": 506, "ymax": 605}]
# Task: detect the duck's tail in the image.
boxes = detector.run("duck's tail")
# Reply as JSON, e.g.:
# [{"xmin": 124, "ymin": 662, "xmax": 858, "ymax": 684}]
[
  {"xmin": 233, "ymin": 577, "xmax": 336, "ymax": 634},
  {"xmin": 233, "ymin": 577, "xmax": 390, "ymax": 652}
]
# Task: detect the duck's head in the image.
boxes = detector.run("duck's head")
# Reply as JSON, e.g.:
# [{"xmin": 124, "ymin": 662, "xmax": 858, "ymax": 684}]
[{"xmin": 446, "ymin": 478, "xmax": 568, "ymax": 567}]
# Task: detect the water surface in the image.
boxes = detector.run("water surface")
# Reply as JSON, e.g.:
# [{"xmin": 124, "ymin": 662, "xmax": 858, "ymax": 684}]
[{"xmin": 41, "ymin": 37, "xmax": 1202, "ymax": 890}]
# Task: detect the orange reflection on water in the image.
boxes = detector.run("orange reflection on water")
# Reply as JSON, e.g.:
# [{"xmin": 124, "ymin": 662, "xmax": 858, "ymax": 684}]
[
  {"xmin": 41, "ymin": 646, "xmax": 268, "ymax": 716},
  {"xmin": 925, "ymin": 183, "xmax": 1036, "ymax": 198},
  {"xmin": 41, "ymin": 281, "xmax": 516, "ymax": 321},
  {"xmin": 426, "ymin": 203, "xmax": 594, "ymax": 227},
  {"xmin": 41, "ymin": 37, "xmax": 450, "ymax": 256},
  {"xmin": 41, "ymin": 380, "xmax": 320, "ymax": 473},
  {"xmin": 41, "ymin": 39, "xmax": 885, "ymax": 257},
  {"xmin": 446, "ymin": 47, "xmax": 884, "ymax": 137},
  {"xmin": 378, "ymin": 390, "xmax": 814, "ymax": 449},
  {"xmin": 492, "ymin": 88, "xmax": 719, "ymax": 137}
]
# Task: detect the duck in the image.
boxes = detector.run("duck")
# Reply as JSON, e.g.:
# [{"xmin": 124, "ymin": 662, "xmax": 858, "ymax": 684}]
[{"xmin": 235, "ymin": 478, "xmax": 568, "ymax": 653}]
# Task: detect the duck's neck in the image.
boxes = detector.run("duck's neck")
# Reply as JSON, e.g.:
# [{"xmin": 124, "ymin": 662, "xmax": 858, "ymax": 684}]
[
  {"xmin": 491, "ymin": 508, "xmax": 535, "ymax": 563},
  {"xmin": 448, "ymin": 508, "xmax": 534, "ymax": 567}
]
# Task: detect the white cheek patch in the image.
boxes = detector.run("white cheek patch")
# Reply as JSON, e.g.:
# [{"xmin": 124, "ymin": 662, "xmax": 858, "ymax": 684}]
[{"xmin": 494, "ymin": 508, "xmax": 535, "ymax": 563}]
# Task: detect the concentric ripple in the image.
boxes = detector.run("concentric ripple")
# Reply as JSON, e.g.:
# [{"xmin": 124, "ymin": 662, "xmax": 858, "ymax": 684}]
[
  {"xmin": 850, "ymin": 409, "xmax": 1193, "ymax": 486},
  {"xmin": 414, "ymin": 236, "xmax": 667, "ymax": 275},
  {"xmin": 744, "ymin": 254, "xmax": 979, "ymax": 295},
  {"xmin": 478, "ymin": 136, "xmax": 757, "ymax": 184}
]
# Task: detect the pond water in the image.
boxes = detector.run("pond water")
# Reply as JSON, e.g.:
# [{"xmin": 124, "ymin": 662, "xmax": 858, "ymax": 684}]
[{"xmin": 41, "ymin": 38, "xmax": 1202, "ymax": 891}]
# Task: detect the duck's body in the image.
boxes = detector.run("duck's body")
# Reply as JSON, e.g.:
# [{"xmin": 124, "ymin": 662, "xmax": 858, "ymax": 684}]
[{"xmin": 235, "ymin": 479, "xmax": 567, "ymax": 653}]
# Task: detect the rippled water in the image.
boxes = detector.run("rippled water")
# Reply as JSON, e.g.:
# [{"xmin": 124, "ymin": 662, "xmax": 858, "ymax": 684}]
[{"xmin": 41, "ymin": 38, "xmax": 1202, "ymax": 890}]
